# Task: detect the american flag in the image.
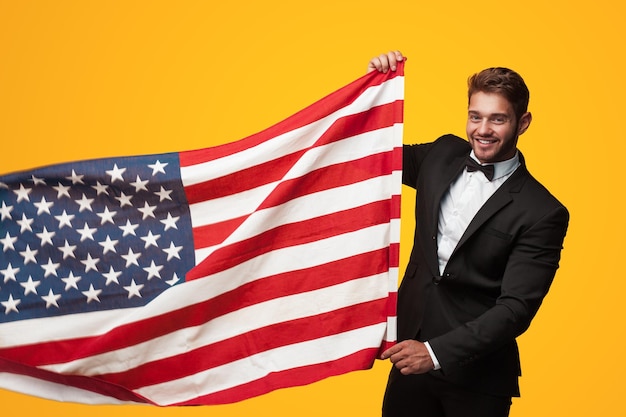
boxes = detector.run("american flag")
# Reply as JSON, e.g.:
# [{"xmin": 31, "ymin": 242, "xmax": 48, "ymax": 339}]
[{"xmin": 0, "ymin": 63, "xmax": 404, "ymax": 406}]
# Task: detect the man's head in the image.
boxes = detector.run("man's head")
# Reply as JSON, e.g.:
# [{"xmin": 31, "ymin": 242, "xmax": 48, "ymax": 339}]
[{"xmin": 466, "ymin": 67, "xmax": 532, "ymax": 164}]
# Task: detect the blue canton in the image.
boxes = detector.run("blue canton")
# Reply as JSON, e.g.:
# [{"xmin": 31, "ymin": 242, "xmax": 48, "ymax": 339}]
[{"xmin": 0, "ymin": 153, "xmax": 195, "ymax": 322}]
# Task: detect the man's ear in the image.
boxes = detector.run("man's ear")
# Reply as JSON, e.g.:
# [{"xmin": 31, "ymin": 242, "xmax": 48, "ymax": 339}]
[{"xmin": 518, "ymin": 112, "xmax": 532, "ymax": 135}]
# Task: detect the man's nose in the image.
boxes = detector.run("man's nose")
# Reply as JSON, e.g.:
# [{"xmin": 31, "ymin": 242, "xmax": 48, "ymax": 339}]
[{"xmin": 477, "ymin": 119, "xmax": 491, "ymax": 135}]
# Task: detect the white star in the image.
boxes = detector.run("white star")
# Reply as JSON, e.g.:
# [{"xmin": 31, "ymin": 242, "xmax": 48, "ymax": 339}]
[
  {"xmin": 61, "ymin": 271, "xmax": 82, "ymax": 290},
  {"xmin": 75, "ymin": 193, "xmax": 94, "ymax": 212},
  {"xmin": 0, "ymin": 201, "xmax": 13, "ymax": 220},
  {"xmin": 130, "ymin": 175, "xmax": 149, "ymax": 192},
  {"xmin": 17, "ymin": 213, "xmax": 34, "ymax": 233},
  {"xmin": 34, "ymin": 196, "xmax": 54, "ymax": 215},
  {"xmin": 76, "ymin": 223, "xmax": 97, "ymax": 242},
  {"xmin": 1, "ymin": 263, "xmax": 20, "ymax": 283},
  {"xmin": 119, "ymin": 220, "xmax": 139, "ymax": 237},
  {"xmin": 91, "ymin": 181, "xmax": 109, "ymax": 195},
  {"xmin": 52, "ymin": 182, "xmax": 72, "ymax": 198},
  {"xmin": 121, "ymin": 248, "xmax": 141, "ymax": 267},
  {"xmin": 106, "ymin": 164, "xmax": 126, "ymax": 183},
  {"xmin": 66, "ymin": 169, "xmax": 85, "ymax": 185},
  {"xmin": 29, "ymin": 174, "xmax": 46, "ymax": 185},
  {"xmin": 154, "ymin": 186, "xmax": 173, "ymax": 202},
  {"xmin": 80, "ymin": 253, "xmax": 100, "ymax": 272},
  {"xmin": 82, "ymin": 284, "xmax": 102, "ymax": 303},
  {"xmin": 102, "ymin": 266, "xmax": 122, "ymax": 286},
  {"xmin": 41, "ymin": 258, "xmax": 60, "ymax": 277},
  {"xmin": 58, "ymin": 239, "xmax": 77, "ymax": 259},
  {"xmin": 124, "ymin": 279, "xmax": 144, "ymax": 298},
  {"xmin": 42, "ymin": 289, "xmax": 61, "ymax": 309},
  {"xmin": 21, "ymin": 276, "xmax": 41, "ymax": 295},
  {"xmin": 36, "ymin": 226, "xmax": 56, "ymax": 246},
  {"xmin": 166, "ymin": 272, "xmax": 180, "ymax": 286},
  {"xmin": 148, "ymin": 160, "xmax": 168, "ymax": 176},
  {"xmin": 96, "ymin": 206, "xmax": 117, "ymax": 225},
  {"xmin": 143, "ymin": 260, "xmax": 164, "ymax": 280},
  {"xmin": 160, "ymin": 212, "xmax": 180, "ymax": 230},
  {"xmin": 1, "ymin": 232, "xmax": 17, "ymax": 252},
  {"xmin": 55, "ymin": 210, "xmax": 75, "ymax": 229},
  {"xmin": 115, "ymin": 191, "xmax": 133, "ymax": 207},
  {"xmin": 163, "ymin": 241, "xmax": 183, "ymax": 260},
  {"xmin": 1, "ymin": 294, "xmax": 20, "ymax": 314},
  {"xmin": 14, "ymin": 184, "xmax": 32, "ymax": 202},
  {"xmin": 98, "ymin": 235, "xmax": 119, "ymax": 254},
  {"xmin": 140, "ymin": 231, "xmax": 161, "ymax": 248},
  {"xmin": 20, "ymin": 244, "xmax": 38, "ymax": 264},
  {"xmin": 137, "ymin": 202, "xmax": 157, "ymax": 220}
]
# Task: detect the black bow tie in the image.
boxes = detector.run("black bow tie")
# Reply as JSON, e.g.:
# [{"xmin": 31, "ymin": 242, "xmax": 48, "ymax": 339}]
[{"xmin": 465, "ymin": 156, "xmax": 495, "ymax": 181}]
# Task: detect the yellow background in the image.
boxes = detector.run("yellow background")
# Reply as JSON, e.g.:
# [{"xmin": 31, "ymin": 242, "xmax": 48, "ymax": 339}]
[{"xmin": 1, "ymin": 1, "xmax": 624, "ymax": 416}]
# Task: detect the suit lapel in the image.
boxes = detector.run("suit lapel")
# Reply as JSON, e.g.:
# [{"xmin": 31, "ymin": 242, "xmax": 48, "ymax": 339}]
[{"xmin": 453, "ymin": 160, "xmax": 529, "ymax": 254}]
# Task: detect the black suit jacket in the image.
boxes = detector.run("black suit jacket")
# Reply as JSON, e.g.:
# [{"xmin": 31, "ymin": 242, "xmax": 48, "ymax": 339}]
[{"xmin": 397, "ymin": 134, "xmax": 569, "ymax": 397}]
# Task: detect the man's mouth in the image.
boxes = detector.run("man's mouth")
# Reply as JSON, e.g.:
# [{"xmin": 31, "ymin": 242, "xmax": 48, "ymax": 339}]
[{"xmin": 476, "ymin": 138, "xmax": 497, "ymax": 145}]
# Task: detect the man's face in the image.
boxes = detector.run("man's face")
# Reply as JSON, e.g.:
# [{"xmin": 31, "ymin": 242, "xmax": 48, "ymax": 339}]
[{"xmin": 466, "ymin": 91, "xmax": 531, "ymax": 164}]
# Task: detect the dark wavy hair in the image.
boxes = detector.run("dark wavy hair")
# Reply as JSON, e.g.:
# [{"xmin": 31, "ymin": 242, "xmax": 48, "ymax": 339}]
[{"xmin": 467, "ymin": 67, "xmax": 530, "ymax": 121}]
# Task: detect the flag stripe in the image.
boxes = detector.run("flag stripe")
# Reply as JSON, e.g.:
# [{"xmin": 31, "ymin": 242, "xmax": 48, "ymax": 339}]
[
  {"xmin": 0, "ymin": 356, "xmax": 148, "ymax": 403},
  {"xmin": 174, "ymin": 347, "xmax": 379, "ymax": 406},
  {"xmin": 135, "ymin": 325, "xmax": 387, "ymax": 406}
]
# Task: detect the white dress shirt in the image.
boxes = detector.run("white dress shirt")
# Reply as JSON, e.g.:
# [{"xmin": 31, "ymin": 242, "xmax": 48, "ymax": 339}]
[{"xmin": 425, "ymin": 150, "xmax": 520, "ymax": 370}]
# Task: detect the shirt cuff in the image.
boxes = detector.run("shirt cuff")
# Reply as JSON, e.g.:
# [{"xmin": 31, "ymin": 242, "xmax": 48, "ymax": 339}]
[{"xmin": 424, "ymin": 341, "xmax": 441, "ymax": 370}]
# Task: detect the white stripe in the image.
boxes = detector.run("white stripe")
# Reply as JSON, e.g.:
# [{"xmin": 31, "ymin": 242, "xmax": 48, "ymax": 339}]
[
  {"xmin": 0, "ymin": 373, "xmax": 140, "ymax": 405},
  {"xmin": 1, "ymin": 223, "xmax": 392, "ymax": 347},
  {"xmin": 136, "ymin": 323, "xmax": 387, "ymax": 405},
  {"xmin": 385, "ymin": 316, "xmax": 398, "ymax": 342},
  {"xmin": 180, "ymin": 77, "xmax": 403, "ymax": 186},
  {"xmin": 41, "ymin": 273, "xmax": 388, "ymax": 375}
]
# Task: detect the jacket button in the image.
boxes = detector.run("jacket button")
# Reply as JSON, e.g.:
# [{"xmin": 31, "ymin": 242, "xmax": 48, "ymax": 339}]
[{"xmin": 432, "ymin": 276, "xmax": 442, "ymax": 285}]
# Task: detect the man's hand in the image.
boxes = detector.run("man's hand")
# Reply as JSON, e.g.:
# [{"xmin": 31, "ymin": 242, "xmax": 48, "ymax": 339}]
[
  {"xmin": 367, "ymin": 50, "xmax": 404, "ymax": 73},
  {"xmin": 381, "ymin": 340, "xmax": 435, "ymax": 375}
]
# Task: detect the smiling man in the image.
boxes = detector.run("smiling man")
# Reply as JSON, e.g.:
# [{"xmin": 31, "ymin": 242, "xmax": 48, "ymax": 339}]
[{"xmin": 368, "ymin": 51, "xmax": 569, "ymax": 417}]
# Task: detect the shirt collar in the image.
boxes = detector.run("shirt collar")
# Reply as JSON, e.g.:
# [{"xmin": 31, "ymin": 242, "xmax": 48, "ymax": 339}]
[{"xmin": 468, "ymin": 150, "xmax": 520, "ymax": 181}]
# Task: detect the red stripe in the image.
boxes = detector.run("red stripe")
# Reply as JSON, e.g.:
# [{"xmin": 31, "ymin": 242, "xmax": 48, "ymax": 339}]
[
  {"xmin": 0, "ymin": 248, "xmax": 390, "ymax": 365},
  {"xmin": 257, "ymin": 151, "xmax": 395, "ymax": 211},
  {"xmin": 178, "ymin": 69, "xmax": 403, "ymax": 167},
  {"xmin": 183, "ymin": 148, "xmax": 306, "ymax": 205},
  {"xmin": 97, "ymin": 298, "xmax": 388, "ymax": 389},
  {"xmin": 182, "ymin": 101, "xmax": 402, "ymax": 205},
  {"xmin": 191, "ymin": 214, "xmax": 246, "ymax": 249},
  {"xmin": 187, "ymin": 199, "xmax": 393, "ymax": 280},
  {"xmin": 174, "ymin": 348, "xmax": 379, "ymax": 405}
]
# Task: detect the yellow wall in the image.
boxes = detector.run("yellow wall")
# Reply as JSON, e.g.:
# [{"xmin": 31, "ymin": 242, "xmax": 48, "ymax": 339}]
[{"xmin": 1, "ymin": 1, "xmax": 623, "ymax": 415}]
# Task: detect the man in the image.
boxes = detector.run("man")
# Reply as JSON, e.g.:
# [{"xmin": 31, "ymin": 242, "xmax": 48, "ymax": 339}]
[{"xmin": 368, "ymin": 51, "xmax": 569, "ymax": 416}]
